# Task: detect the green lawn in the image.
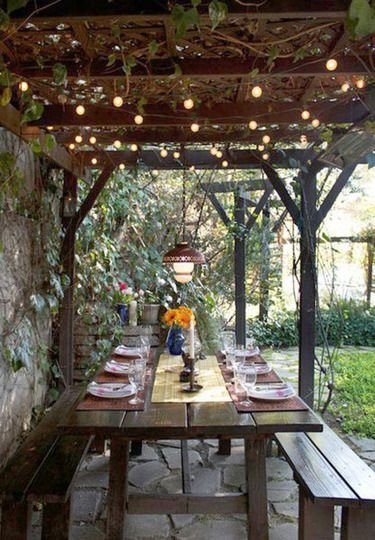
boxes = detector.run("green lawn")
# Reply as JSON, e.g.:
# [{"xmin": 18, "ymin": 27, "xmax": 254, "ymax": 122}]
[{"xmin": 329, "ymin": 350, "xmax": 375, "ymax": 439}]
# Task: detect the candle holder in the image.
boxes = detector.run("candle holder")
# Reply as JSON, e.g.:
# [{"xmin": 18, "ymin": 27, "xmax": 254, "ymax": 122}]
[{"xmin": 181, "ymin": 353, "xmax": 203, "ymax": 393}]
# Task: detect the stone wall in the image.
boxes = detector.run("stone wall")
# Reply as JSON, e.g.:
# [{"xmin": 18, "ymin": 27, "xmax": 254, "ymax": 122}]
[{"xmin": 0, "ymin": 130, "xmax": 50, "ymax": 465}]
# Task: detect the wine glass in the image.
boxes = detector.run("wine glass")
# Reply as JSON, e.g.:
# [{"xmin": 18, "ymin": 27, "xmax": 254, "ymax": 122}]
[
  {"xmin": 128, "ymin": 360, "xmax": 145, "ymax": 405},
  {"xmin": 221, "ymin": 331, "xmax": 235, "ymax": 354},
  {"xmin": 237, "ymin": 363, "xmax": 257, "ymax": 408}
]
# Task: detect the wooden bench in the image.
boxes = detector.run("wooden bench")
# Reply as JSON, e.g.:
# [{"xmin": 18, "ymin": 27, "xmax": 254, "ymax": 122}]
[
  {"xmin": 275, "ymin": 424, "xmax": 375, "ymax": 540},
  {"xmin": 0, "ymin": 388, "xmax": 93, "ymax": 540}
]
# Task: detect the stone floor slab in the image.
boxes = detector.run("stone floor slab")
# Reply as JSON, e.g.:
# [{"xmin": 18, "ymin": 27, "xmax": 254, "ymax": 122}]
[
  {"xmin": 176, "ymin": 517, "xmax": 247, "ymax": 540},
  {"xmin": 124, "ymin": 514, "xmax": 170, "ymax": 539},
  {"xmin": 128, "ymin": 460, "xmax": 169, "ymax": 489},
  {"xmin": 71, "ymin": 488, "xmax": 105, "ymax": 523},
  {"xmin": 162, "ymin": 447, "xmax": 202, "ymax": 469},
  {"xmin": 269, "ymin": 522, "xmax": 298, "ymax": 540}
]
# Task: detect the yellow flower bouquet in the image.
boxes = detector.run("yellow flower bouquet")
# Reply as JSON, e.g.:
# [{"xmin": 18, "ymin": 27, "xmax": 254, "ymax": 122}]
[{"xmin": 162, "ymin": 306, "xmax": 195, "ymax": 329}]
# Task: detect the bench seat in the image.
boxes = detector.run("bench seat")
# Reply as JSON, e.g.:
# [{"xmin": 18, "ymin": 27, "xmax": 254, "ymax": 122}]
[
  {"xmin": 275, "ymin": 424, "xmax": 375, "ymax": 540},
  {"xmin": 0, "ymin": 388, "xmax": 92, "ymax": 540}
]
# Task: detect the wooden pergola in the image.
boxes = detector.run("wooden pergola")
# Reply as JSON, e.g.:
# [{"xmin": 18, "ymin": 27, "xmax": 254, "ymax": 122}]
[{"xmin": 1, "ymin": 0, "xmax": 374, "ymax": 407}]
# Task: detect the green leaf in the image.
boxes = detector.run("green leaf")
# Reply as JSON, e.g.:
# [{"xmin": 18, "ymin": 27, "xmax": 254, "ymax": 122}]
[
  {"xmin": 30, "ymin": 293, "xmax": 47, "ymax": 313},
  {"xmin": 137, "ymin": 96, "xmax": 147, "ymax": 114},
  {"xmin": 112, "ymin": 24, "xmax": 121, "ymax": 39},
  {"xmin": 7, "ymin": 0, "xmax": 29, "ymax": 14},
  {"xmin": 52, "ymin": 62, "xmax": 67, "ymax": 85},
  {"xmin": 248, "ymin": 68, "xmax": 259, "ymax": 79},
  {"xmin": 293, "ymin": 47, "xmax": 307, "ymax": 63},
  {"xmin": 0, "ymin": 86, "xmax": 12, "ymax": 107},
  {"xmin": 107, "ymin": 53, "xmax": 117, "ymax": 67},
  {"xmin": 0, "ymin": 9, "xmax": 10, "ymax": 30},
  {"xmin": 208, "ymin": 0, "xmax": 228, "ymax": 30},
  {"xmin": 148, "ymin": 40, "xmax": 159, "ymax": 56},
  {"xmin": 366, "ymin": 152, "xmax": 375, "ymax": 168},
  {"xmin": 171, "ymin": 5, "xmax": 200, "ymax": 40},
  {"xmin": 21, "ymin": 100, "xmax": 44, "ymax": 124},
  {"xmin": 29, "ymin": 138, "xmax": 42, "ymax": 154},
  {"xmin": 44, "ymin": 133, "xmax": 56, "ymax": 153},
  {"xmin": 346, "ymin": 0, "xmax": 375, "ymax": 38}
]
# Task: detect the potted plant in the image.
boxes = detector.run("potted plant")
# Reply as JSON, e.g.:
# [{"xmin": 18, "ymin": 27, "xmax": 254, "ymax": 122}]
[
  {"xmin": 113, "ymin": 281, "xmax": 137, "ymax": 324},
  {"xmin": 141, "ymin": 290, "xmax": 161, "ymax": 325}
]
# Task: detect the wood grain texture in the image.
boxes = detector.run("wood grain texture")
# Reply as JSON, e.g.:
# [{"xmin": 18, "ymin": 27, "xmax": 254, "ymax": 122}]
[
  {"xmin": 307, "ymin": 426, "xmax": 375, "ymax": 506},
  {"xmin": 60, "ymin": 408, "xmax": 126, "ymax": 435},
  {"xmin": 188, "ymin": 402, "xmax": 255, "ymax": 438},
  {"xmin": 298, "ymin": 490, "xmax": 334, "ymax": 540},
  {"xmin": 122, "ymin": 403, "xmax": 187, "ymax": 438},
  {"xmin": 42, "ymin": 500, "xmax": 71, "ymax": 540},
  {"xmin": 253, "ymin": 410, "xmax": 322, "ymax": 433},
  {"xmin": 276, "ymin": 433, "xmax": 358, "ymax": 505},
  {"xmin": 107, "ymin": 439, "xmax": 129, "ymax": 540},
  {"xmin": 0, "ymin": 500, "xmax": 31, "ymax": 540},
  {"xmin": 245, "ymin": 438, "xmax": 269, "ymax": 540},
  {"xmin": 341, "ymin": 507, "xmax": 375, "ymax": 540}
]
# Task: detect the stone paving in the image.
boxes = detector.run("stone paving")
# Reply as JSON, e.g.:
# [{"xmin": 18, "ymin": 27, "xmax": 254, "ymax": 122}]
[{"xmin": 32, "ymin": 348, "xmax": 375, "ymax": 539}]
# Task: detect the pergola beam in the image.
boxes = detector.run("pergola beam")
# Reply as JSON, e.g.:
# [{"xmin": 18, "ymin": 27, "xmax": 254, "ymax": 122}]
[
  {"xmin": 15, "ymin": 55, "xmax": 371, "ymax": 82},
  {"xmin": 32, "ymin": 100, "xmax": 370, "ymax": 128}
]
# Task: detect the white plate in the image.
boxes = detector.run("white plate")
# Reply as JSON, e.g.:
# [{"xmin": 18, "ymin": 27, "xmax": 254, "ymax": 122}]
[
  {"xmin": 87, "ymin": 382, "xmax": 135, "ymax": 399},
  {"xmin": 113, "ymin": 346, "xmax": 142, "ymax": 358},
  {"xmin": 245, "ymin": 347, "xmax": 260, "ymax": 357},
  {"xmin": 255, "ymin": 363, "xmax": 272, "ymax": 375},
  {"xmin": 105, "ymin": 361, "xmax": 129, "ymax": 374},
  {"xmin": 247, "ymin": 383, "xmax": 295, "ymax": 401}
]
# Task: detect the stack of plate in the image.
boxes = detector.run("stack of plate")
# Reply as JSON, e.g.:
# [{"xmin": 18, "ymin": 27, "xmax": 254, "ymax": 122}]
[
  {"xmin": 113, "ymin": 345, "xmax": 142, "ymax": 359},
  {"xmin": 255, "ymin": 362, "xmax": 272, "ymax": 375},
  {"xmin": 248, "ymin": 383, "xmax": 295, "ymax": 401},
  {"xmin": 87, "ymin": 382, "xmax": 135, "ymax": 399},
  {"xmin": 105, "ymin": 360, "xmax": 129, "ymax": 375}
]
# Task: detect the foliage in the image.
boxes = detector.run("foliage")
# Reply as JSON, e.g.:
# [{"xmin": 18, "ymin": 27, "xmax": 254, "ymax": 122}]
[
  {"xmin": 249, "ymin": 300, "xmax": 375, "ymax": 348},
  {"xmin": 329, "ymin": 350, "xmax": 375, "ymax": 438},
  {"xmin": 346, "ymin": 0, "xmax": 375, "ymax": 39}
]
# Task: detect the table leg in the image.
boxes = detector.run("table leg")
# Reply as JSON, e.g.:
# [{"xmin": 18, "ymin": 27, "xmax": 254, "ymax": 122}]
[
  {"xmin": 245, "ymin": 437, "xmax": 269, "ymax": 540},
  {"xmin": 107, "ymin": 438, "xmax": 130, "ymax": 540}
]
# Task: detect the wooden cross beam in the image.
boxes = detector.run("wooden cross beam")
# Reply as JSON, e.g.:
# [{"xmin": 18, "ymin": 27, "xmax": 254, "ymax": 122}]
[
  {"xmin": 205, "ymin": 192, "xmax": 230, "ymax": 227},
  {"xmin": 261, "ymin": 163, "xmax": 301, "ymax": 226},
  {"xmin": 245, "ymin": 184, "xmax": 273, "ymax": 232},
  {"xmin": 32, "ymin": 100, "xmax": 370, "ymax": 128}
]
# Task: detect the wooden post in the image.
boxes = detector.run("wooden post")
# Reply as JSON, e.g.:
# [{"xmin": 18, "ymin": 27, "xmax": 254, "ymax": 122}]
[
  {"xmin": 366, "ymin": 240, "xmax": 374, "ymax": 307},
  {"xmin": 245, "ymin": 438, "xmax": 268, "ymax": 540},
  {"xmin": 299, "ymin": 170, "xmax": 317, "ymax": 408},
  {"xmin": 234, "ymin": 195, "xmax": 246, "ymax": 346},
  {"xmin": 107, "ymin": 438, "xmax": 130, "ymax": 540},
  {"xmin": 58, "ymin": 172, "xmax": 77, "ymax": 387},
  {"xmin": 259, "ymin": 204, "xmax": 271, "ymax": 322}
]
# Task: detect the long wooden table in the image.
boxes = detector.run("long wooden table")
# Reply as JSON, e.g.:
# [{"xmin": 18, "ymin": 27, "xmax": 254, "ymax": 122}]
[{"xmin": 58, "ymin": 357, "xmax": 322, "ymax": 540}]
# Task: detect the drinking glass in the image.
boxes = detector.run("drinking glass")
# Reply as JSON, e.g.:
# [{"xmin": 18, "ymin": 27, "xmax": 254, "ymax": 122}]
[
  {"xmin": 221, "ymin": 331, "xmax": 235, "ymax": 354},
  {"xmin": 128, "ymin": 360, "xmax": 145, "ymax": 405},
  {"xmin": 237, "ymin": 363, "xmax": 257, "ymax": 408}
]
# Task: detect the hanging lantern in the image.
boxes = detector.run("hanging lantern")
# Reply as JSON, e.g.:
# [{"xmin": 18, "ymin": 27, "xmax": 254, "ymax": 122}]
[{"xmin": 163, "ymin": 242, "xmax": 205, "ymax": 283}]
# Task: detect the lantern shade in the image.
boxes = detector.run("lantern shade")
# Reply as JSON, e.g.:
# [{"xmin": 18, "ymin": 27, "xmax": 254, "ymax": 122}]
[
  {"xmin": 174, "ymin": 273, "xmax": 193, "ymax": 284},
  {"xmin": 163, "ymin": 242, "xmax": 205, "ymax": 265}
]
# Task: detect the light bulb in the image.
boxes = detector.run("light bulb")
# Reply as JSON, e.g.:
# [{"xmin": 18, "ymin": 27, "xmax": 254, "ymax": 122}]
[
  {"xmin": 341, "ymin": 82, "xmax": 350, "ymax": 92},
  {"xmin": 119, "ymin": 163, "xmax": 125, "ymax": 170},
  {"xmin": 249, "ymin": 120, "xmax": 258, "ymax": 130},
  {"xmin": 301, "ymin": 110, "xmax": 310, "ymax": 120},
  {"xmin": 160, "ymin": 147, "xmax": 168, "ymax": 158},
  {"xmin": 300, "ymin": 134, "xmax": 308, "ymax": 144},
  {"xmin": 47, "ymin": 126, "xmax": 54, "ymax": 131},
  {"xmin": 258, "ymin": 144, "xmax": 265, "ymax": 152},
  {"xmin": 173, "ymin": 151, "xmax": 180, "ymax": 159},
  {"xmin": 19, "ymin": 81, "xmax": 29, "ymax": 92},
  {"xmin": 68, "ymin": 143, "xmax": 75, "ymax": 150},
  {"xmin": 89, "ymin": 135, "xmax": 97, "ymax": 144},
  {"xmin": 134, "ymin": 114, "xmax": 143, "ymax": 125},
  {"xmin": 75, "ymin": 134, "xmax": 83, "ymax": 143},
  {"xmin": 191, "ymin": 122, "xmax": 199, "ymax": 133},
  {"xmin": 356, "ymin": 78, "xmax": 365, "ymax": 89},
  {"xmin": 210, "ymin": 145, "xmax": 217, "ymax": 156},
  {"xmin": 251, "ymin": 86, "xmax": 262, "ymax": 98},
  {"xmin": 173, "ymin": 262, "xmax": 194, "ymax": 274},
  {"xmin": 183, "ymin": 98, "xmax": 194, "ymax": 110},
  {"xmin": 216, "ymin": 150, "xmax": 223, "ymax": 159},
  {"xmin": 189, "ymin": 165, "xmax": 195, "ymax": 171},
  {"xmin": 76, "ymin": 105, "xmax": 85, "ymax": 116},
  {"xmin": 130, "ymin": 144, "xmax": 138, "ymax": 152},
  {"xmin": 151, "ymin": 169, "xmax": 159, "ymax": 177},
  {"xmin": 262, "ymin": 134, "xmax": 271, "ymax": 144},
  {"xmin": 222, "ymin": 160, "xmax": 228, "ymax": 168},
  {"xmin": 113, "ymin": 96, "xmax": 123, "ymax": 107},
  {"xmin": 91, "ymin": 157, "xmax": 97, "ymax": 165},
  {"xmin": 113, "ymin": 140, "xmax": 121, "ymax": 149},
  {"xmin": 58, "ymin": 93, "xmax": 68, "ymax": 104},
  {"xmin": 262, "ymin": 152, "xmax": 269, "ymax": 160},
  {"xmin": 326, "ymin": 58, "xmax": 338, "ymax": 71},
  {"xmin": 311, "ymin": 118, "xmax": 320, "ymax": 128},
  {"xmin": 174, "ymin": 273, "xmax": 193, "ymax": 284}
]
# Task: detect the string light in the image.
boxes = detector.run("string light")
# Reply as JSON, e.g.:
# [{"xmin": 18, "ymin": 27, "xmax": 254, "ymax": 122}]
[
  {"xmin": 130, "ymin": 144, "xmax": 138, "ymax": 152},
  {"xmin": 356, "ymin": 78, "xmax": 366, "ymax": 89},
  {"xmin": 75, "ymin": 134, "xmax": 83, "ymax": 143},
  {"xmin": 216, "ymin": 150, "xmax": 223, "ymax": 159},
  {"xmin": 134, "ymin": 114, "xmax": 143, "ymax": 125},
  {"xmin": 300, "ymin": 134, "xmax": 308, "ymax": 144},
  {"xmin": 251, "ymin": 86, "xmax": 262, "ymax": 98},
  {"xmin": 19, "ymin": 81, "xmax": 29, "ymax": 92},
  {"xmin": 262, "ymin": 152, "xmax": 269, "ymax": 160},
  {"xmin": 191, "ymin": 122, "xmax": 200, "ymax": 133},
  {"xmin": 113, "ymin": 96, "xmax": 123, "ymax": 107},
  {"xmin": 258, "ymin": 144, "xmax": 265, "ymax": 152},
  {"xmin": 76, "ymin": 105, "xmax": 85, "ymax": 116},
  {"xmin": 113, "ymin": 139, "xmax": 121, "ymax": 149},
  {"xmin": 47, "ymin": 126, "xmax": 54, "ymax": 131},
  {"xmin": 58, "ymin": 93, "xmax": 68, "ymax": 104},
  {"xmin": 183, "ymin": 98, "xmax": 194, "ymax": 110},
  {"xmin": 326, "ymin": 58, "xmax": 338, "ymax": 71},
  {"xmin": 262, "ymin": 134, "xmax": 271, "ymax": 144},
  {"xmin": 91, "ymin": 157, "xmax": 97, "ymax": 165},
  {"xmin": 341, "ymin": 82, "xmax": 350, "ymax": 92},
  {"xmin": 301, "ymin": 110, "xmax": 310, "ymax": 120},
  {"xmin": 160, "ymin": 147, "xmax": 168, "ymax": 158},
  {"xmin": 151, "ymin": 169, "xmax": 159, "ymax": 177},
  {"xmin": 210, "ymin": 145, "xmax": 217, "ymax": 156},
  {"xmin": 248, "ymin": 120, "xmax": 258, "ymax": 130},
  {"xmin": 189, "ymin": 165, "xmax": 195, "ymax": 171},
  {"xmin": 89, "ymin": 135, "xmax": 97, "ymax": 144},
  {"xmin": 311, "ymin": 118, "xmax": 320, "ymax": 128},
  {"xmin": 119, "ymin": 163, "xmax": 125, "ymax": 170},
  {"xmin": 173, "ymin": 151, "xmax": 180, "ymax": 159},
  {"xmin": 222, "ymin": 160, "xmax": 228, "ymax": 168},
  {"xmin": 68, "ymin": 143, "xmax": 75, "ymax": 150}
]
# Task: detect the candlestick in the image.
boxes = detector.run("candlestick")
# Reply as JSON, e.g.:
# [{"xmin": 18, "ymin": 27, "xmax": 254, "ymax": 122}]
[
  {"xmin": 129, "ymin": 300, "xmax": 138, "ymax": 326},
  {"xmin": 189, "ymin": 318, "xmax": 195, "ymax": 359}
]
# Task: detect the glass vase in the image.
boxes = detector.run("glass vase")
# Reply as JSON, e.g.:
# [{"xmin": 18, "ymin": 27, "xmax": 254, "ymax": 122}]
[{"xmin": 166, "ymin": 326, "xmax": 185, "ymax": 355}]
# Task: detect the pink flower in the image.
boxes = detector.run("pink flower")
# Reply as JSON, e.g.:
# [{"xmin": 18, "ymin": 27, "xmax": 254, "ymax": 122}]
[{"xmin": 118, "ymin": 281, "xmax": 127, "ymax": 291}]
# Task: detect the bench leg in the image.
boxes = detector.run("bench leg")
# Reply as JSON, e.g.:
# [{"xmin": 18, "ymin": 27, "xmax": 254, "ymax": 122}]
[
  {"xmin": 130, "ymin": 440, "xmax": 143, "ymax": 456},
  {"xmin": 298, "ymin": 490, "xmax": 334, "ymax": 540},
  {"xmin": 341, "ymin": 507, "xmax": 375, "ymax": 540},
  {"xmin": 42, "ymin": 500, "xmax": 71, "ymax": 540},
  {"xmin": 107, "ymin": 438, "xmax": 130, "ymax": 540},
  {"xmin": 180, "ymin": 440, "xmax": 192, "ymax": 494},
  {"xmin": 0, "ymin": 500, "xmax": 31, "ymax": 540},
  {"xmin": 245, "ymin": 438, "xmax": 269, "ymax": 540},
  {"xmin": 218, "ymin": 438, "xmax": 231, "ymax": 455}
]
